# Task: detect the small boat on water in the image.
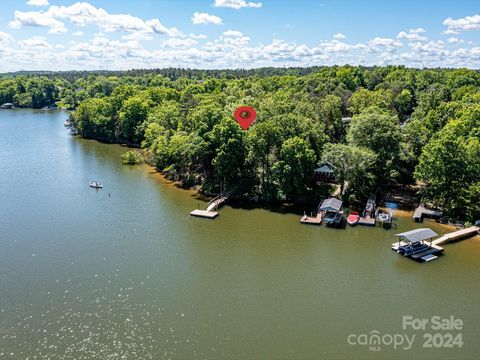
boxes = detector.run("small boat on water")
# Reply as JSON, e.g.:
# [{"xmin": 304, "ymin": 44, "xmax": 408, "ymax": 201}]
[
  {"xmin": 377, "ymin": 209, "xmax": 393, "ymax": 229},
  {"xmin": 399, "ymin": 241, "xmax": 432, "ymax": 257},
  {"xmin": 89, "ymin": 180, "xmax": 103, "ymax": 188},
  {"xmin": 347, "ymin": 211, "xmax": 360, "ymax": 226},
  {"xmin": 377, "ymin": 210, "xmax": 391, "ymax": 223},
  {"xmin": 324, "ymin": 210, "xmax": 343, "ymax": 227}
]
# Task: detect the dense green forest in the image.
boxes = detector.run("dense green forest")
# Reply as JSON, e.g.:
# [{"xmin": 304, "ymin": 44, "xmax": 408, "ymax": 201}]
[{"xmin": 1, "ymin": 66, "xmax": 479, "ymax": 221}]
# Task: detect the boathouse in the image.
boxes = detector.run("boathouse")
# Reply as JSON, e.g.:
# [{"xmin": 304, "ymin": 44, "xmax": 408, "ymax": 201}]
[
  {"xmin": 320, "ymin": 198, "xmax": 343, "ymax": 227},
  {"xmin": 1, "ymin": 103, "xmax": 14, "ymax": 109}
]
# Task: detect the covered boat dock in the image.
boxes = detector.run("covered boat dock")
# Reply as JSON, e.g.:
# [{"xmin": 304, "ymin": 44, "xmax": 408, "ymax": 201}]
[
  {"xmin": 392, "ymin": 228, "xmax": 443, "ymax": 262},
  {"xmin": 320, "ymin": 198, "xmax": 343, "ymax": 227}
]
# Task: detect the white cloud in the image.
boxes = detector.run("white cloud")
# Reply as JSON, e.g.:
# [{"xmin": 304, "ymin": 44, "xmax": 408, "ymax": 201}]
[
  {"xmin": 447, "ymin": 37, "xmax": 464, "ymax": 44},
  {"xmin": 366, "ymin": 37, "xmax": 402, "ymax": 53},
  {"xmin": 444, "ymin": 14, "xmax": 480, "ymax": 33},
  {"xmin": 0, "ymin": 31, "xmax": 14, "ymax": 45},
  {"xmin": 213, "ymin": 0, "xmax": 262, "ymax": 10},
  {"xmin": 223, "ymin": 30, "xmax": 244, "ymax": 37},
  {"xmin": 409, "ymin": 28, "xmax": 426, "ymax": 34},
  {"xmin": 407, "ymin": 40, "xmax": 447, "ymax": 60},
  {"xmin": 121, "ymin": 32, "xmax": 153, "ymax": 41},
  {"xmin": 10, "ymin": 2, "xmax": 179, "ymax": 37},
  {"xmin": 318, "ymin": 39, "xmax": 363, "ymax": 54},
  {"xmin": 62, "ymin": 34, "xmax": 148, "ymax": 63},
  {"xmin": 397, "ymin": 28, "xmax": 427, "ymax": 42},
  {"xmin": 370, "ymin": 37, "xmax": 402, "ymax": 47},
  {"xmin": 162, "ymin": 38, "xmax": 198, "ymax": 48},
  {"xmin": 9, "ymin": 10, "xmax": 67, "ymax": 34},
  {"xmin": 192, "ymin": 12, "xmax": 223, "ymax": 25},
  {"xmin": 72, "ymin": 31, "xmax": 84, "ymax": 36},
  {"xmin": 26, "ymin": 0, "xmax": 49, "ymax": 6},
  {"xmin": 333, "ymin": 32, "xmax": 346, "ymax": 39},
  {"xmin": 18, "ymin": 36, "xmax": 51, "ymax": 49},
  {"xmin": 442, "ymin": 29, "xmax": 459, "ymax": 35},
  {"xmin": 190, "ymin": 33, "xmax": 208, "ymax": 40}
]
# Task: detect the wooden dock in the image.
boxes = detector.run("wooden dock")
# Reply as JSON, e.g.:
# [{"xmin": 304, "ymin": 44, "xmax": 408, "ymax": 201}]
[
  {"xmin": 300, "ymin": 213, "xmax": 323, "ymax": 225},
  {"xmin": 190, "ymin": 195, "xmax": 228, "ymax": 219},
  {"xmin": 190, "ymin": 209, "xmax": 219, "ymax": 218},
  {"xmin": 432, "ymin": 226, "xmax": 479, "ymax": 246},
  {"xmin": 413, "ymin": 205, "xmax": 442, "ymax": 222},
  {"xmin": 358, "ymin": 217, "xmax": 376, "ymax": 226},
  {"xmin": 358, "ymin": 194, "xmax": 376, "ymax": 226}
]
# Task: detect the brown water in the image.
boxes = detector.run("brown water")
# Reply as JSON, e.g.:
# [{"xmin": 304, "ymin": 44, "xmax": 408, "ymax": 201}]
[{"xmin": 0, "ymin": 110, "xmax": 479, "ymax": 359}]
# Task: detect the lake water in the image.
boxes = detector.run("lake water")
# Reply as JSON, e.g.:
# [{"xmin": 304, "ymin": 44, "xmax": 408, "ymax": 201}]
[{"xmin": 1, "ymin": 109, "xmax": 479, "ymax": 359}]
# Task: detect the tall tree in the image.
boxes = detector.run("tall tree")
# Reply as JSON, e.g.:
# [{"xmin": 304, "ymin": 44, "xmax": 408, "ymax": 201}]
[
  {"xmin": 347, "ymin": 108, "xmax": 401, "ymax": 182},
  {"xmin": 273, "ymin": 137, "xmax": 316, "ymax": 200}
]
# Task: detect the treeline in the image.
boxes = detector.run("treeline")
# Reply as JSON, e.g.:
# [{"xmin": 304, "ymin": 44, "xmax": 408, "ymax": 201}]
[
  {"xmin": 0, "ymin": 67, "xmax": 328, "ymax": 109},
  {"xmin": 2, "ymin": 66, "xmax": 478, "ymax": 220},
  {"xmin": 1, "ymin": 66, "xmax": 335, "ymax": 81}
]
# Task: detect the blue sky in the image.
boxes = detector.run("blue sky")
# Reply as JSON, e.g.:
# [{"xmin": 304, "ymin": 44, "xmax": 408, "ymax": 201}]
[{"xmin": 0, "ymin": 0, "xmax": 479, "ymax": 71}]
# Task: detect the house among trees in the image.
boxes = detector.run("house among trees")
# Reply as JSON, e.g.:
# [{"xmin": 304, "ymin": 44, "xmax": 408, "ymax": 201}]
[{"xmin": 314, "ymin": 162, "xmax": 335, "ymax": 181}]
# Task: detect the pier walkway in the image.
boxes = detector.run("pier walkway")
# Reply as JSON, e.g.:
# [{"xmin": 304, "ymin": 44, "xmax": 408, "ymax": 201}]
[
  {"xmin": 206, "ymin": 196, "xmax": 227, "ymax": 212},
  {"xmin": 300, "ymin": 212, "xmax": 323, "ymax": 225},
  {"xmin": 432, "ymin": 226, "xmax": 479, "ymax": 246}
]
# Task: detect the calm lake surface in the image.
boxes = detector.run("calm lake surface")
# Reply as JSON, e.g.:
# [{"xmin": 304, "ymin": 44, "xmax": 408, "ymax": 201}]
[{"xmin": 1, "ymin": 109, "xmax": 479, "ymax": 359}]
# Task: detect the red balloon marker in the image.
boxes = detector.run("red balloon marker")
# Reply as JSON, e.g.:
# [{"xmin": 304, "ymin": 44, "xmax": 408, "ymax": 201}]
[{"xmin": 234, "ymin": 106, "xmax": 257, "ymax": 130}]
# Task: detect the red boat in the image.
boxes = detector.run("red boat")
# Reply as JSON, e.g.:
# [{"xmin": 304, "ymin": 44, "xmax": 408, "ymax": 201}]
[{"xmin": 347, "ymin": 211, "xmax": 360, "ymax": 226}]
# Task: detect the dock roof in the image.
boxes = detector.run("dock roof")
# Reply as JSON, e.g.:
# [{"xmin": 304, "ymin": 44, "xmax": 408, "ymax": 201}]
[
  {"xmin": 319, "ymin": 198, "xmax": 342, "ymax": 212},
  {"xmin": 395, "ymin": 228, "xmax": 438, "ymax": 244}
]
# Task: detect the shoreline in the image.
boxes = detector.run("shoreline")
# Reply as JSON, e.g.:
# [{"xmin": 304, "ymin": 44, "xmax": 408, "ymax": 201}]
[
  {"xmin": 70, "ymin": 125, "xmax": 470, "ymax": 229},
  {"xmin": 142, "ymin": 164, "xmax": 461, "ymax": 232}
]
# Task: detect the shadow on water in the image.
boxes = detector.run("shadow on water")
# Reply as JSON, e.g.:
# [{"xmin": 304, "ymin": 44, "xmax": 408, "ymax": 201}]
[{"xmin": 226, "ymin": 198, "xmax": 310, "ymax": 216}]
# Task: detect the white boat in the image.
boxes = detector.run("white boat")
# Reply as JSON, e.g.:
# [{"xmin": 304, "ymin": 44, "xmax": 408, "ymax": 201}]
[
  {"xmin": 377, "ymin": 210, "xmax": 392, "ymax": 223},
  {"xmin": 89, "ymin": 181, "xmax": 103, "ymax": 188}
]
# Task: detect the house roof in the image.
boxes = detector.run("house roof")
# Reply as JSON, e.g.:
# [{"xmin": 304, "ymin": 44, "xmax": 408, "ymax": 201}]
[
  {"xmin": 395, "ymin": 228, "xmax": 438, "ymax": 244},
  {"xmin": 319, "ymin": 198, "xmax": 343, "ymax": 212},
  {"xmin": 314, "ymin": 162, "xmax": 335, "ymax": 174},
  {"xmin": 2, "ymin": 103, "xmax": 14, "ymax": 106}
]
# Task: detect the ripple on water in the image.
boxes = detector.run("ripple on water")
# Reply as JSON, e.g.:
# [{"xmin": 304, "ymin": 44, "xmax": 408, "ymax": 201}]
[{"xmin": 0, "ymin": 275, "xmax": 220, "ymax": 359}]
